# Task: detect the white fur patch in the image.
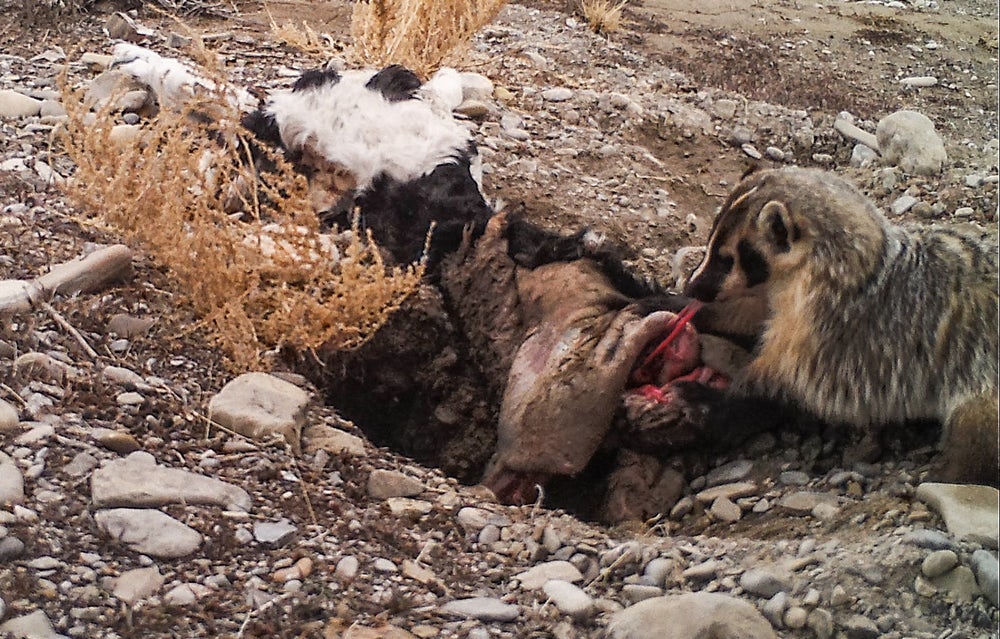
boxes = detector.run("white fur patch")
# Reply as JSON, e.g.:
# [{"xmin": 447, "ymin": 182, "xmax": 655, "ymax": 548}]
[
  {"xmin": 111, "ymin": 43, "xmax": 254, "ymax": 111},
  {"xmin": 265, "ymin": 69, "xmax": 474, "ymax": 192}
]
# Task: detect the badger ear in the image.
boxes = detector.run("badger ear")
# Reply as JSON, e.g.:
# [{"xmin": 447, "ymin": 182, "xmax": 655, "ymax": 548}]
[{"xmin": 756, "ymin": 200, "xmax": 797, "ymax": 253}]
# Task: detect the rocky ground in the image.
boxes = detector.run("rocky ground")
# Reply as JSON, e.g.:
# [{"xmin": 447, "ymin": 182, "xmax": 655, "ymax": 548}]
[{"xmin": 0, "ymin": 0, "xmax": 998, "ymax": 638}]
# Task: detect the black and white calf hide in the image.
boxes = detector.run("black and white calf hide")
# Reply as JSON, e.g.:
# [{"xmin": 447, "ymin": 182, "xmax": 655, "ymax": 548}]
[{"xmin": 242, "ymin": 65, "xmax": 493, "ymax": 268}]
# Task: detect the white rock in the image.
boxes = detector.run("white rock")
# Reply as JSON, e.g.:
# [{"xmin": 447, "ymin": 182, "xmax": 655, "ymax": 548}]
[
  {"xmin": 14, "ymin": 352, "xmax": 78, "ymax": 383},
  {"xmin": 970, "ymin": 549, "xmax": 999, "ymax": 608},
  {"xmin": 102, "ymin": 365, "xmax": 147, "ymax": 387},
  {"xmin": 890, "ymin": 194, "xmax": 919, "ymax": 216},
  {"xmin": 367, "ymin": 469, "xmax": 425, "ymax": 499},
  {"xmin": 543, "ymin": 579, "xmax": 594, "ymax": 619},
  {"xmin": 921, "ymin": 549, "xmax": 959, "ymax": 578},
  {"xmin": 706, "ymin": 460, "xmax": 754, "ymax": 486},
  {"xmin": 253, "ymin": 519, "xmax": 297, "ymax": 545},
  {"xmin": 622, "ymin": 584, "xmax": 663, "ymax": 604},
  {"xmin": 113, "ymin": 566, "xmax": 165, "ymax": 604},
  {"xmin": 456, "ymin": 506, "xmax": 511, "ymax": 532},
  {"xmin": 334, "ymin": 555, "xmax": 359, "ymax": 582},
  {"xmin": 0, "ymin": 453, "xmax": 24, "ymax": 506},
  {"xmin": 850, "ymin": 144, "xmax": 879, "ymax": 168},
  {"xmin": 542, "ymin": 87, "xmax": 574, "ymax": 102},
  {"xmin": 900, "ymin": 76, "xmax": 937, "ymax": 87},
  {"xmin": 39, "ymin": 100, "xmax": 65, "ymax": 118},
  {"xmin": 109, "ymin": 124, "xmax": 143, "ymax": 145},
  {"xmin": 0, "ymin": 400, "xmax": 18, "ymax": 432},
  {"xmin": 833, "ymin": 117, "xmax": 879, "ymax": 150},
  {"xmin": 208, "ymin": 372, "xmax": 311, "ymax": 452},
  {"xmin": 643, "ymin": 557, "xmax": 674, "ymax": 587},
  {"xmin": 0, "ymin": 610, "xmax": 63, "ymax": 639},
  {"xmin": 876, "ymin": 110, "xmax": 947, "ymax": 176},
  {"xmin": 63, "ymin": 452, "xmax": 99, "ymax": 477},
  {"xmin": 515, "ymin": 560, "xmax": 583, "ymax": 590},
  {"xmin": 695, "ymin": 482, "xmax": 756, "ymax": 503},
  {"xmin": 373, "ymin": 557, "xmax": 399, "ymax": 573},
  {"xmin": 459, "ymin": 72, "xmax": 495, "ymax": 101},
  {"xmin": 712, "ymin": 99, "xmax": 737, "ymax": 119},
  {"xmin": 606, "ymin": 593, "xmax": 778, "ymax": 639},
  {"xmin": 386, "ymin": 497, "xmax": 433, "ymax": 517},
  {"xmin": 164, "ymin": 582, "xmax": 211, "ymax": 606},
  {"xmin": 305, "ymin": 423, "xmax": 366, "ymax": 457},
  {"xmin": 95, "ymin": 508, "xmax": 203, "ymax": 558},
  {"xmin": 710, "ymin": 497, "xmax": 742, "ymax": 522},
  {"xmin": 440, "ymin": 597, "xmax": 519, "ymax": 622},
  {"xmin": 740, "ymin": 565, "xmax": 793, "ymax": 598},
  {"xmin": 0, "ymin": 90, "xmax": 42, "ymax": 119},
  {"xmin": 778, "ymin": 491, "xmax": 838, "ymax": 513},
  {"xmin": 91, "ymin": 451, "xmax": 252, "ymax": 511},
  {"xmin": 916, "ymin": 483, "xmax": 999, "ymax": 547},
  {"xmin": 80, "ymin": 52, "xmax": 114, "ymax": 70}
]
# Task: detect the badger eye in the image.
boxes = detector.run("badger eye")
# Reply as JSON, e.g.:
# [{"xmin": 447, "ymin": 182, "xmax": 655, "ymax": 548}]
[{"xmin": 718, "ymin": 254, "xmax": 734, "ymax": 270}]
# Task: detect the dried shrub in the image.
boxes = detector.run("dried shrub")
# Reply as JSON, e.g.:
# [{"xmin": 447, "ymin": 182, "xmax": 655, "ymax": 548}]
[
  {"xmin": 579, "ymin": 0, "xmax": 628, "ymax": 34},
  {"xmin": 58, "ymin": 65, "xmax": 423, "ymax": 369},
  {"xmin": 350, "ymin": 0, "xmax": 507, "ymax": 76}
]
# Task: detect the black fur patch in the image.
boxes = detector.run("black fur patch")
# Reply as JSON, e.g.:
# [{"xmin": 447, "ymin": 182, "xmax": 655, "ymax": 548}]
[
  {"xmin": 323, "ymin": 148, "xmax": 491, "ymax": 270},
  {"xmin": 293, "ymin": 68, "xmax": 342, "ymax": 92},
  {"xmin": 737, "ymin": 239, "xmax": 769, "ymax": 287},
  {"xmin": 684, "ymin": 251, "xmax": 732, "ymax": 302},
  {"xmin": 365, "ymin": 65, "xmax": 422, "ymax": 103},
  {"xmin": 241, "ymin": 109, "xmax": 283, "ymax": 148},
  {"xmin": 505, "ymin": 219, "xmax": 658, "ymax": 299}
]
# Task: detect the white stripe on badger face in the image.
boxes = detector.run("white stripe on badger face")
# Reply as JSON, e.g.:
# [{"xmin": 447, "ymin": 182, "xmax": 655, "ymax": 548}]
[
  {"xmin": 266, "ymin": 69, "xmax": 474, "ymax": 193},
  {"xmin": 687, "ymin": 185, "xmax": 759, "ymax": 283}
]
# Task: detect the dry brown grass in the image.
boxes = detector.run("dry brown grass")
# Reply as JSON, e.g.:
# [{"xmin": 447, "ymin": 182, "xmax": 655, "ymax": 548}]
[
  {"xmin": 580, "ymin": 0, "xmax": 627, "ymax": 34},
  {"xmin": 58, "ymin": 64, "xmax": 423, "ymax": 370},
  {"xmin": 350, "ymin": 0, "xmax": 507, "ymax": 77}
]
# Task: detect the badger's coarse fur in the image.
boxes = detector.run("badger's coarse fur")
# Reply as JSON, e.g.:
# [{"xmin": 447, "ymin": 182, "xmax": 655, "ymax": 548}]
[{"xmin": 685, "ymin": 167, "xmax": 999, "ymax": 484}]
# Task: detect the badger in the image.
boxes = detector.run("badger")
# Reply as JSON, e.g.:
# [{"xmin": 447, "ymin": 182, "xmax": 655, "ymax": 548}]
[{"xmin": 684, "ymin": 166, "xmax": 998, "ymax": 485}]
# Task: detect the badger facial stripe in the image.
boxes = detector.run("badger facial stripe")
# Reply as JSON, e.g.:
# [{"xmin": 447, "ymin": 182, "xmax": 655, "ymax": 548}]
[{"xmin": 738, "ymin": 239, "xmax": 769, "ymax": 287}]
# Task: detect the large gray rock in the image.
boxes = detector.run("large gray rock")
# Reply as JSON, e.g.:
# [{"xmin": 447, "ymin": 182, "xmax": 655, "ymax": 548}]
[
  {"xmin": 367, "ymin": 469, "xmax": 425, "ymax": 500},
  {"xmin": 515, "ymin": 560, "xmax": 584, "ymax": 590},
  {"xmin": 113, "ymin": 566, "xmax": 165, "ymax": 604},
  {"xmin": 740, "ymin": 565, "xmax": 794, "ymax": 598},
  {"xmin": 876, "ymin": 110, "xmax": 947, "ymax": 175},
  {"xmin": 91, "ymin": 451, "xmax": 251, "ymax": 511},
  {"xmin": 95, "ymin": 508, "xmax": 203, "ymax": 558},
  {"xmin": 440, "ymin": 597, "xmax": 519, "ymax": 622},
  {"xmin": 916, "ymin": 483, "xmax": 999, "ymax": 547},
  {"xmin": 970, "ymin": 549, "xmax": 999, "ymax": 608},
  {"xmin": 606, "ymin": 592, "xmax": 778, "ymax": 639},
  {"xmin": 0, "ymin": 452, "xmax": 24, "ymax": 506},
  {"xmin": 208, "ymin": 372, "xmax": 311, "ymax": 453},
  {"xmin": 543, "ymin": 579, "xmax": 595, "ymax": 620},
  {"xmin": 0, "ymin": 90, "xmax": 42, "ymax": 118},
  {"xmin": 0, "ymin": 399, "xmax": 18, "ymax": 432},
  {"xmin": 0, "ymin": 610, "xmax": 65, "ymax": 639}
]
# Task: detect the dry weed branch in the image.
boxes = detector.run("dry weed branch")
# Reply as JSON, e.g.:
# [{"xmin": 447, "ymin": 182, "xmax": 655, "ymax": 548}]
[
  {"xmin": 59, "ymin": 65, "xmax": 422, "ymax": 369},
  {"xmin": 350, "ymin": 0, "xmax": 507, "ymax": 76},
  {"xmin": 580, "ymin": 0, "xmax": 628, "ymax": 34}
]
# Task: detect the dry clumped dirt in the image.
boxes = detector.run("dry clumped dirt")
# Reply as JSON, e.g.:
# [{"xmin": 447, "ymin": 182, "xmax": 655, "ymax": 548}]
[{"xmin": 0, "ymin": 0, "xmax": 997, "ymax": 638}]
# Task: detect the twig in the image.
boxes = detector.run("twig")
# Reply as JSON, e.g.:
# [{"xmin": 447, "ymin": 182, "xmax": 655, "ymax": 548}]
[
  {"xmin": 42, "ymin": 302, "xmax": 99, "ymax": 360},
  {"xmin": 291, "ymin": 456, "xmax": 319, "ymax": 527},
  {"xmin": 0, "ymin": 383, "xmax": 28, "ymax": 409},
  {"xmin": 529, "ymin": 483, "xmax": 546, "ymax": 519},
  {"xmin": 236, "ymin": 591, "xmax": 295, "ymax": 639}
]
